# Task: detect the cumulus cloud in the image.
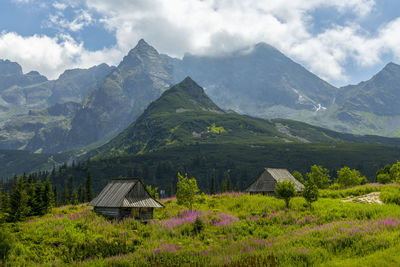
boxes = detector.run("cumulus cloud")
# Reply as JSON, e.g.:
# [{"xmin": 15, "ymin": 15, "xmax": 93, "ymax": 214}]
[
  {"xmin": 46, "ymin": 9, "xmax": 94, "ymax": 32},
  {"xmin": 0, "ymin": 32, "xmax": 122, "ymax": 79},
  {"xmin": 53, "ymin": 2, "xmax": 67, "ymax": 10},
  {"xmin": 4, "ymin": 0, "xmax": 400, "ymax": 84},
  {"xmin": 85, "ymin": 0, "xmax": 383, "ymax": 82}
]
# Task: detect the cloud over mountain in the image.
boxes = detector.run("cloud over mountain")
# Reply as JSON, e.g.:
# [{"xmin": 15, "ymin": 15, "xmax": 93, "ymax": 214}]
[{"xmin": 1, "ymin": 0, "xmax": 400, "ymax": 84}]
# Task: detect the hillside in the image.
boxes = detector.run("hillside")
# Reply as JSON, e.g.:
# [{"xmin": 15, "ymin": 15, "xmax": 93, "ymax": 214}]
[
  {"xmin": 4, "ymin": 185, "xmax": 400, "ymax": 266},
  {"xmin": 91, "ymin": 77, "xmax": 400, "ymax": 159},
  {"xmin": 0, "ymin": 149, "xmax": 70, "ymax": 177}
]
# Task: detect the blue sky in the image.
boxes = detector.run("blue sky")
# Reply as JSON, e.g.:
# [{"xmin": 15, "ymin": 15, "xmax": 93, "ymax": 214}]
[{"xmin": 1, "ymin": 0, "xmax": 400, "ymax": 87}]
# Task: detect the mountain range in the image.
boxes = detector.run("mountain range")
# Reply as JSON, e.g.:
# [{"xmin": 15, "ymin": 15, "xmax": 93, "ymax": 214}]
[
  {"xmin": 0, "ymin": 39, "xmax": 400, "ymax": 156},
  {"xmin": 48, "ymin": 77, "xmax": 400, "ymax": 193}
]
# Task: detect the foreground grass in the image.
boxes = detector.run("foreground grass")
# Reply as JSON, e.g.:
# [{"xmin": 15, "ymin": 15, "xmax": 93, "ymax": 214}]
[{"xmin": 5, "ymin": 184, "xmax": 400, "ymax": 266}]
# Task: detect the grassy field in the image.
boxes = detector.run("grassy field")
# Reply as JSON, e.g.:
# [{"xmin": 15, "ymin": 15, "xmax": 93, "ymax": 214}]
[{"xmin": 4, "ymin": 184, "xmax": 400, "ymax": 266}]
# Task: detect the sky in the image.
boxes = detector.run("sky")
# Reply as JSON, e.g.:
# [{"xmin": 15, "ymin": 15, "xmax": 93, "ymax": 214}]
[{"xmin": 1, "ymin": 0, "xmax": 400, "ymax": 87}]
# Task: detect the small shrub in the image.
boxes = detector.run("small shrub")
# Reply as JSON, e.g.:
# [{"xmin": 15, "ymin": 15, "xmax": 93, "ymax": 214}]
[
  {"xmin": 0, "ymin": 226, "xmax": 12, "ymax": 261},
  {"xmin": 377, "ymin": 173, "xmax": 391, "ymax": 184},
  {"xmin": 381, "ymin": 187, "xmax": 400, "ymax": 205},
  {"xmin": 192, "ymin": 217, "xmax": 204, "ymax": 235}
]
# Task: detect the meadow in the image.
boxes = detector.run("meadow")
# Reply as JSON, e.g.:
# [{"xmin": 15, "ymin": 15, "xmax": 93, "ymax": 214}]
[{"xmin": 3, "ymin": 183, "xmax": 400, "ymax": 266}]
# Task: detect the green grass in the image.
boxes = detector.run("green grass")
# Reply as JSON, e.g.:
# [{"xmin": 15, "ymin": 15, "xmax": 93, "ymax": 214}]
[{"xmin": 5, "ymin": 185, "xmax": 400, "ymax": 266}]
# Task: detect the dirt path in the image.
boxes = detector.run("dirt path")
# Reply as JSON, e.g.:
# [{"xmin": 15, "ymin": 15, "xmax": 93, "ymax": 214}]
[{"xmin": 342, "ymin": 192, "xmax": 383, "ymax": 205}]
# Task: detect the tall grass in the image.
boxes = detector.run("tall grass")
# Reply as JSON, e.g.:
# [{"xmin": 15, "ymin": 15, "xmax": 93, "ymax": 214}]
[{"xmin": 4, "ymin": 188, "xmax": 400, "ymax": 266}]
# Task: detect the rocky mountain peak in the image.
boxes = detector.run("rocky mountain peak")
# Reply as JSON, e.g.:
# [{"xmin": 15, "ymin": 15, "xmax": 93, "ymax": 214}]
[{"xmin": 0, "ymin": 59, "xmax": 23, "ymax": 75}]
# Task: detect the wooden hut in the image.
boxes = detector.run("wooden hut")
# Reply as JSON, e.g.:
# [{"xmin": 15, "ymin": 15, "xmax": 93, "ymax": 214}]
[
  {"xmin": 88, "ymin": 178, "xmax": 163, "ymax": 220},
  {"xmin": 244, "ymin": 168, "xmax": 304, "ymax": 195}
]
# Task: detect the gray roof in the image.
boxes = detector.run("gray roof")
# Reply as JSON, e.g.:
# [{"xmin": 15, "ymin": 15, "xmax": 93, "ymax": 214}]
[
  {"xmin": 88, "ymin": 179, "xmax": 163, "ymax": 208},
  {"xmin": 245, "ymin": 168, "xmax": 304, "ymax": 193}
]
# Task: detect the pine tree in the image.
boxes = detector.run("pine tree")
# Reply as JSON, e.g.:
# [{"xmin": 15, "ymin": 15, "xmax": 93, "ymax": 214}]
[
  {"xmin": 85, "ymin": 171, "xmax": 94, "ymax": 202},
  {"xmin": 41, "ymin": 177, "xmax": 54, "ymax": 214},
  {"xmin": 26, "ymin": 174, "xmax": 36, "ymax": 215},
  {"xmin": 8, "ymin": 176, "xmax": 30, "ymax": 221},
  {"xmin": 78, "ymin": 184, "xmax": 86, "ymax": 203},
  {"xmin": 70, "ymin": 189, "xmax": 78, "ymax": 205},
  {"xmin": 67, "ymin": 175, "xmax": 74, "ymax": 203},
  {"xmin": 167, "ymin": 183, "xmax": 174, "ymax": 197},
  {"xmin": 53, "ymin": 185, "xmax": 58, "ymax": 207},
  {"xmin": 210, "ymin": 175, "xmax": 216, "ymax": 195},
  {"xmin": 33, "ymin": 180, "xmax": 43, "ymax": 215},
  {"xmin": 225, "ymin": 171, "xmax": 232, "ymax": 192},
  {"xmin": 61, "ymin": 180, "xmax": 69, "ymax": 205}
]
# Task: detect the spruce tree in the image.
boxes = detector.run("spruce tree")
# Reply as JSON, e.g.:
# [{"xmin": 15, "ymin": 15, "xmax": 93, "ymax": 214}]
[
  {"xmin": 8, "ymin": 176, "xmax": 29, "ymax": 221},
  {"xmin": 61, "ymin": 180, "xmax": 69, "ymax": 205},
  {"xmin": 210, "ymin": 175, "xmax": 216, "ymax": 195},
  {"xmin": 85, "ymin": 171, "xmax": 94, "ymax": 202},
  {"xmin": 26, "ymin": 174, "xmax": 36, "ymax": 216},
  {"xmin": 78, "ymin": 184, "xmax": 86, "ymax": 203},
  {"xmin": 53, "ymin": 186, "xmax": 58, "ymax": 207},
  {"xmin": 33, "ymin": 180, "xmax": 43, "ymax": 215},
  {"xmin": 167, "ymin": 183, "xmax": 174, "ymax": 197},
  {"xmin": 225, "ymin": 171, "xmax": 232, "ymax": 192},
  {"xmin": 70, "ymin": 189, "xmax": 78, "ymax": 205},
  {"xmin": 41, "ymin": 177, "xmax": 54, "ymax": 214},
  {"xmin": 67, "ymin": 175, "xmax": 74, "ymax": 203}
]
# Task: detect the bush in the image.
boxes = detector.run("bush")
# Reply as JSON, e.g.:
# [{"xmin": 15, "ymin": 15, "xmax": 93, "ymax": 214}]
[
  {"xmin": 336, "ymin": 167, "xmax": 367, "ymax": 188},
  {"xmin": 0, "ymin": 226, "xmax": 12, "ymax": 261},
  {"xmin": 377, "ymin": 173, "xmax": 392, "ymax": 184},
  {"xmin": 306, "ymin": 165, "xmax": 331, "ymax": 189},
  {"xmin": 192, "ymin": 216, "xmax": 204, "ymax": 235},
  {"xmin": 381, "ymin": 187, "xmax": 400, "ymax": 205}
]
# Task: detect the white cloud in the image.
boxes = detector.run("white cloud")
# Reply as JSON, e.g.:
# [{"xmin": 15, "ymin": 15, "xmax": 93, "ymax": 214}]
[
  {"xmin": 84, "ymin": 0, "xmax": 382, "ymax": 82},
  {"xmin": 53, "ymin": 2, "xmax": 68, "ymax": 10},
  {"xmin": 4, "ymin": 0, "xmax": 400, "ymax": 84},
  {"xmin": 0, "ymin": 32, "xmax": 121, "ymax": 79},
  {"xmin": 46, "ymin": 9, "xmax": 94, "ymax": 32}
]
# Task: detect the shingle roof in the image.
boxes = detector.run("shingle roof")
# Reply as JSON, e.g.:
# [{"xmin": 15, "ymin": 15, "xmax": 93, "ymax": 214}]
[
  {"xmin": 88, "ymin": 179, "xmax": 163, "ymax": 208},
  {"xmin": 245, "ymin": 168, "xmax": 304, "ymax": 193}
]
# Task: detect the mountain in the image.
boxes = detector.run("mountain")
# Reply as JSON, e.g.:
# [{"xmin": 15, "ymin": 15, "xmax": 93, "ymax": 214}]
[
  {"xmin": 91, "ymin": 77, "xmax": 400, "ymax": 158},
  {"xmin": 338, "ymin": 63, "xmax": 400, "ymax": 116},
  {"xmin": 0, "ymin": 59, "xmax": 47, "ymax": 93},
  {"xmin": 0, "ymin": 62, "xmax": 114, "ymax": 152},
  {"xmin": 3, "ymin": 40, "xmax": 400, "ymax": 155},
  {"xmin": 168, "ymin": 46, "xmax": 400, "ymax": 137},
  {"xmin": 64, "ymin": 39, "xmax": 174, "ymax": 151},
  {"xmin": 170, "ymin": 43, "xmax": 337, "ymax": 119},
  {"xmin": 312, "ymin": 62, "xmax": 400, "ymax": 136}
]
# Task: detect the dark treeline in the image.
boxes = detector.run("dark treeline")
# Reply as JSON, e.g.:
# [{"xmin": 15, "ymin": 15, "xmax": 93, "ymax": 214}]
[
  {"xmin": 0, "ymin": 171, "xmax": 94, "ymax": 222},
  {"xmin": 1, "ymin": 143, "xmax": 399, "ymax": 206}
]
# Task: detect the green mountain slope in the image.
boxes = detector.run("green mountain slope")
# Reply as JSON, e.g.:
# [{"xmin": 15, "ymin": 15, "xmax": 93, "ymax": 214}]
[
  {"xmin": 0, "ymin": 149, "xmax": 70, "ymax": 178},
  {"xmin": 90, "ymin": 77, "xmax": 400, "ymax": 159}
]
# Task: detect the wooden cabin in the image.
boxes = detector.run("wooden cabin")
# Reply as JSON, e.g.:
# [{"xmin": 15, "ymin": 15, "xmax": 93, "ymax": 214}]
[
  {"xmin": 244, "ymin": 168, "xmax": 304, "ymax": 195},
  {"xmin": 88, "ymin": 178, "xmax": 163, "ymax": 220}
]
